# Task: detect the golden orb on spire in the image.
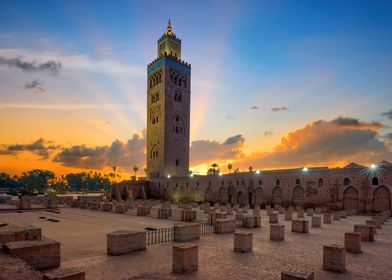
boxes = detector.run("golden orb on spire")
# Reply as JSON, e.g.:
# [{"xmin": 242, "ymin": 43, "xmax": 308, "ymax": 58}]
[{"xmin": 166, "ymin": 18, "xmax": 173, "ymax": 35}]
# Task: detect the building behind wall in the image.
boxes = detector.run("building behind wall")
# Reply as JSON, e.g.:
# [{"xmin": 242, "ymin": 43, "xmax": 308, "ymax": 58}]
[{"xmin": 134, "ymin": 22, "xmax": 392, "ymax": 213}]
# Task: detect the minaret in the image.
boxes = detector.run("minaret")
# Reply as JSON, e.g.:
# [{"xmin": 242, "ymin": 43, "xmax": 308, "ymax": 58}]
[{"xmin": 146, "ymin": 20, "xmax": 191, "ymax": 178}]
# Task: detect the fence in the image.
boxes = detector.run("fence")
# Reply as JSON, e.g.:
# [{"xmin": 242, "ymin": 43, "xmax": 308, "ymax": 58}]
[
  {"xmin": 146, "ymin": 227, "xmax": 174, "ymax": 246},
  {"xmin": 201, "ymin": 223, "xmax": 214, "ymax": 236},
  {"xmin": 196, "ymin": 211, "xmax": 210, "ymax": 224}
]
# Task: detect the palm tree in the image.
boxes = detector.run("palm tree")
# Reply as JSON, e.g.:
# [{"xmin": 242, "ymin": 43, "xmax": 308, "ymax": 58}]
[
  {"xmin": 249, "ymin": 166, "xmax": 253, "ymax": 172},
  {"xmin": 112, "ymin": 166, "xmax": 117, "ymax": 183},
  {"xmin": 228, "ymin": 163, "xmax": 233, "ymax": 173},
  {"xmin": 133, "ymin": 166, "xmax": 139, "ymax": 179}
]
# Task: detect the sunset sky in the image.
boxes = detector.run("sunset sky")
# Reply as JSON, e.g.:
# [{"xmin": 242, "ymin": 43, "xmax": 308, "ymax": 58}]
[{"xmin": 0, "ymin": 0, "xmax": 392, "ymax": 177}]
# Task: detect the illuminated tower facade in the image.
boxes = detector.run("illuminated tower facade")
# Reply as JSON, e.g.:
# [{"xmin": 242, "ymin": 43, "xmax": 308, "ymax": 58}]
[{"xmin": 147, "ymin": 20, "xmax": 191, "ymax": 178}]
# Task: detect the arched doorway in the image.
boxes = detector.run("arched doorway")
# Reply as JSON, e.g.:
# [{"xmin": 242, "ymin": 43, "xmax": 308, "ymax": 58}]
[
  {"xmin": 205, "ymin": 187, "xmax": 214, "ymax": 203},
  {"xmin": 218, "ymin": 187, "xmax": 228, "ymax": 204},
  {"xmin": 343, "ymin": 186, "xmax": 359, "ymax": 210},
  {"xmin": 237, "ymin": 191, "xmax": 244, "ymax": 207},
  {"xmin": 292, "ymin": 186, "xmax": 305, "ymax": 206},
  {"xmin": 373, "ymin": 186, "xmax": 391, "ymax": 212},
  {"xmin": 272, "ymin": 186, "xmax": 283, "ymax": 205},
  {"xmin": 254, "ymin": 187, "xmax": 263, "ymax": 205}
]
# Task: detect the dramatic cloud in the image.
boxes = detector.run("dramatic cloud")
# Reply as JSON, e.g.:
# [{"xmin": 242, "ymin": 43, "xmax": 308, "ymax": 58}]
[
  {"xmin": 381, "ymin": 110, "xmax": 392, "ymax": 120},
  {"xmin": 0, "ymin": 56, "xmax": 62, "ymax": 75},
  {"xmin": 2, "ymin": 138, "xmax": 58, "ymax": 159},
  {"xmin": 332, "ymin": 116, "xmax": 387, "ymax": 129},
  {"xmin": 24, "ymin": 79, "xmax": 45, "ymax": 92},
  {"xmin": 264, "ymin": 131, "xmax": 273, "ymax": 137},
  {"xmin": 250, "ymin": 106, "xmax": 258, "ymax": 110},
  {"xmin": 190, "ymin": 134, "xmax": 245, "ymax": 165},
  {"xmin": 238, "ymin": 118, "xmax": 392, "ymax": 169},
  {"xmin": 53, "ymin": 130, "xmax": 146, "ymax": 170},
  {"xmin": 271, "ymin": 106, "xmax": 289, "ymax": 112}
]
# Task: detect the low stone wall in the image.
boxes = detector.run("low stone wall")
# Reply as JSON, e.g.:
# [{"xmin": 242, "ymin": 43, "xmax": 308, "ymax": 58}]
[
  {"xmin": 214, "ymin": 219, "xmax": 235, "ymax": 234},
  {"xmin": 292, "ymin": 219, "xmax": 309, "ymax": 233},
  {"xmin": 3, "ymin": 238, "xmax": 60, "ymax": 270},
  {"xmin": 172, "ymin": 243, "xmax": 198, "ymax": 273},
  {"xmin": 174, "ymin": 223, "xmax": 201, "ymax": 242},
  {"xmin": 322, "ymin": 244, "xmax": 345, "ymax": 273},
  {"xmin": 234, "ymin": 231, "xmax": 252, "ymax": 253},
  {"xmin": 107, "ymin": 230, "xmax": 146, "ymax": 256},
  {"xmin": 344, "ymin": 232, "xmax": 361, "ymax": 253}
]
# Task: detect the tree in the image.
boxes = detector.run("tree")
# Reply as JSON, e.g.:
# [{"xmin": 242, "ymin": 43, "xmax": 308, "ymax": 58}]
[
  {"xmin": 133, "ymin": 166, "xmax": 139, "ymax": 179},
  {"xmin": 207, "ymin": 163, "xmax": 220, "ymax": 175},
  {"xmin": 248, "ymin": 166, "xmax": 253, "ymax": 172},
  {"xmin": 0, "ymin": 173, "xmax": 19, "ymax": 189},
  {"xmin": 18, "ymin": 169, "xmax": 55, "ymax": 195},
  {"xmin": 227, "ymin": 163, "xmax": 233, "ymax": 173}
]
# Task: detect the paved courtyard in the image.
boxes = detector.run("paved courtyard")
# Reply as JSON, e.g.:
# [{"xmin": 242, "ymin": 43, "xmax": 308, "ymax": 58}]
[{"xmin": 1, "ymin": 207, "xmax": 392, "ymax": 280}]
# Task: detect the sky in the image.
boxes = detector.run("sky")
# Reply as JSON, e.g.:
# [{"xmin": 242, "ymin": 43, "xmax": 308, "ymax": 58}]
[{"xmin": 0, "ymin": 0, "xmax": 392, "ymax": 177}]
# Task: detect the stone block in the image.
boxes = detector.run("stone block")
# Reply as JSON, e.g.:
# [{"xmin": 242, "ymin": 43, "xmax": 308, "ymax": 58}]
[
  {"xmin": 43, "ymin": 268, "xmax": 85, "ymax": 280},
  {"xmin": 322, "ymin": 244, "xmax": 345, "ymax": 273},
  {"xmin": 253, "ymin": 209, "xmax": 261, "ymax": 216},
  {"xmin": 297, "ymin": 209, "xmax": 304, "ymax": 218},
  {"xmin": 274, "ymin": 204, "xmax": 280, "ymax": 210},
  {"xmin": 101, "ymin": 202, "xmax": 112, "ymax": 212},
  {"xmin": 323, "ymin": 213, "xmax": 332, "ymax": 224},
  {"xmin": 285, "ymin": 211, "xmax": 293, "ymax": 221},
  {"xmin": 172, "ymin": 243, "xmax": 198, "ymax": 273},
  {"xmin": 19, "ymin": 201, "xmax": 31, "ymax": 209},
  {"xmin": 174, "ymin": 223, "xmax": 201, "ymax": 242},
  {"xmin": 292, "ymin": 219, "xmax": 309, "ymax": 233},
  {"xmin": 311, "ymin": 216, "xmax": 322, "ymax": 228},
  {"xmin": 242, "ymin": 215, "xmax": 256, "ymax": 228},
  {"xmin": 215, "ymin": 212, "xmax": 227, "ymax": 219},
  {"xmin": 267, "ymin": 208, "xmax": 274, "ymax": 215},
  {"xmin": 214, "ymin": 219, "xmax": 235, "ymax": 234},
  {"xmin": 70, "ymin": 200, "xmax": 78, "ymax": 208},
  {"xmin": 3, "ymin": 238, "xmax": 60, "ymax": 270},
  {"xmin": 333, "ymin": 212, "xmax": 340, "ymax": 221},
  {"xmin": 269, "ymin": 213, "xmax": 279, "ymax": 223},
  {"xmin": 270, "ymin": 224, "xmax": 285, "ymax": 241},
  {"xmin": 115, "ymin": 204, "xmax": 126, "ymax": 214},
  {"xmin": 279, "ymin": 207, "xmax": 285, "ymax": 214},
  {"xmin": 266, "ymin": 205, "xmax": 271, "ymax": 209},
  {"xmin": 0, "ymin": 229, "xmax": 25, "ymax": 243},
  {"xmin": 181, "ymin": 210, "xmax": 196, "ymax": 222},
  {"xmin": 107, "ymin": 230, "xmax": 146, "ymax": 255},
  {"xmin": 307, "ymin": 208, "xmax": 314, "ymax": 216},
  {"xmin": 89, "ymin": 202, "xmax": 99, "ymax": 210},
  {"xmin": 315, "ymin": 207, "xmax": 321, "ymax": 214},
  {"xmin": 137, "ymin": 205, "xmax": 150, "ymax": 216},
  {"xmin": 234, "ymin": 231, "xmax": 252, "ymax": 253},
  {"xmin": 340, "ymin": 210, "xmax": 347, "ymax": 218},
  {"xmin": 158, "ymin": 208, "xmax": 171, "ymax": 219},
  {"xmin": 366, "ymin": 220, "xmax": 378, "ymax": 233},
  {"xmin": 46, "ymin": 200, "xmax": 58, "ymax": 209},
  {"xmin": 344, "ymin": 232, "xmax": 361, "ymax": 253},
  {"xmin": 354, "ymin": 224, "xmax": 374, "ymax": 241},
  {"xmin": 281, "ymin": 269, "xmax": 315, "ymax": 280},
  {"xmin": 254, "ymin": 215, "xmax": 261, "ymax": 227},
  {"xmin": 288, "ymin": 206, "xmax": 294, "ymax": 212}
]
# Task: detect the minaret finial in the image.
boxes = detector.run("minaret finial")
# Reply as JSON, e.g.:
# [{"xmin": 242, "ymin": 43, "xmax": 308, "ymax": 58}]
[{"xmin": 166, "ymin": 18, "xmax": 173, "ymax": 35}]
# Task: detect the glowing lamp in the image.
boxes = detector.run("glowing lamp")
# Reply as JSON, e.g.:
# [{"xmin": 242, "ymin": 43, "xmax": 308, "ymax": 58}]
[
  {"xmin": 370, "ymin": 164, "xmax": 377, "ymax": 170},
  {"xmin": 302, "ymin": 167, "xmax": 309, "ymax": 172},
  {"xmin": 255, "ymin": 170, "xmax": 260, "ymax": 174},
  {"xmin": 190, "ymin": 173, "xmax": 194, "ymax": 177},
  {"xmin": 167, "ymin": 175, "xmax": 171, "ymax": 179},
  {"xmin": 218, "ymin": 172, "xmax": 223, "ymax": 176}
]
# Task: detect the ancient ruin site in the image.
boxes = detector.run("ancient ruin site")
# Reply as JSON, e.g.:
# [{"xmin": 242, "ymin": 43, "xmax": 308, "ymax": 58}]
[{"xmin": 1, "ymin": 1, "xmax": 392, "ymax": 280}]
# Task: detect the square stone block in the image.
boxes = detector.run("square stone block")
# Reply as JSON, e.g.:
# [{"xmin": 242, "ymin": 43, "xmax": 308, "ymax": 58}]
[
  {"xmin": 274, "ymin": 204, "xmax": 280, "ymax": 210},
  {"xmin": 307, "ymin": 208, "xmax": 314, "ymax": 216},
  {"xmin": 285, "ymin": 211, "xmax": 293, "ymax": 221},
  {"xmin": 43, "ymin": 268, "xmax": 85, "ymax": 280},
  {"xmin": 297, "ymin": 210, "xmax": 304, "ymax": 218},
  {"xmin": 174, "ymin": 223, "xmax": 201, "ymax": 242},
  {"xmin": 234, "ymin": 231, "xmax": 252, "ymax": 253},
  {"xmin": 354, "ymin": 224, "xmax": 374, "ymax": 241},
  {"xmin": 322, "ymin": 244, "xmax": 345, "ymax": 273},
  {"xmin": 253, "ymin": 209, "xmax": 261, "ymax": 216},
  {"xmin": 288, "ymin": 206, "xmax": 294, "ymax": 212},
  {"xmin": 344, "ymin": 232, "xmax": 361, "ymax": 253},
  {"xmin": 366, "ymin": 220, "xmax": 378, "ymax": 233},
  {"xmin": 292, "ymin": 219, "xmax": 309, "ymax": 233},
  {"xmin": 269, "ymin": 213, "xmax": 279, "ymax": 223},
  {"xmin": 323, "ymin": 213, "xmax": 332, "ymax": 224},
  {"xmin": 0, "ymin": 228, "xmax": 25, "ymax": 243},
  {"xmin": 115, "ymin": 204, "xmax": 126, "ymax": 214},
  {"xmin": 279, "ymin": 207, "xmax": 285, "ymax": 214},
  {"xmin": 266, "ymin": 205, "xmax": 271, "ymax": 210},
  {"xmin": 172, "ymin": 243, "xmax": 198, "ymax": 273},
  {"xmin": 311, "ymin": 216, "xmax": 322, "ymax": 228},
  {"xmin": 137, "ymin": 205, "xmax": 150, "ymax": 216},
  {"xmin": 242, "ymin": 215, "xmax": 256, "ymax": 228},
  {"xmin": 333, "ymin": 212, "xmax": 340, "ymax": 221},
  {"xmin": 340, "ymin": 210, "xmax": 347, "ymax": 218},
  {"xmin": 270, "ymin": 224, "xmax": 285, "ymax": 241},
  {"xmin": 3, "ymin": 238, "xmax": 60, "ymax": 270},
  {"xmin": 101, "ymin": 202, "xmax": 113, "ymax": 212},
  {"xmin": 254, "ymin": 215, "xmax": 261, "ymax": 228},
  {"xmin": 215, "ymin": 219, "xmax": 235, "ymax": 234},
  {"xmin": 315, "ymin": 207, "xmax": 321, "ymax": 214},
  {"xmin": 281, "ymin": 269, "xmax": 315, "ymax": 280},
  {"xmin": 107, "ymin": 230, "xmax": 146, "ymax": 255}
]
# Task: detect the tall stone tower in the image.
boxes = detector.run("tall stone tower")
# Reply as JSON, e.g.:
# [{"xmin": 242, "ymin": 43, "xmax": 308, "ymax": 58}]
[{"xmin": 147, "ymin": 20, "xmax": 191, "ymax": 178}]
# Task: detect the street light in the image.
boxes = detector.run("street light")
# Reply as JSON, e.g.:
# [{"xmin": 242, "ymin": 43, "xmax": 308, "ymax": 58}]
[
  {"xmin": 255, "ymin": 170, "xmax": 260, "ymax": 174},
  {"xmin": 167, "ymin": 175, "xmax": 171, "ymax": 179},
  {"xmin": 302, "ymin": 167, "xmax": 309, "ymax": 172}
]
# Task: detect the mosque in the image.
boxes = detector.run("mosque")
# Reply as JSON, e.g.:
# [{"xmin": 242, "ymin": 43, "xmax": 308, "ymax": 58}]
[{"xmin": 116, "ymin": 21, "xmax": 392, "ymax": 213}]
